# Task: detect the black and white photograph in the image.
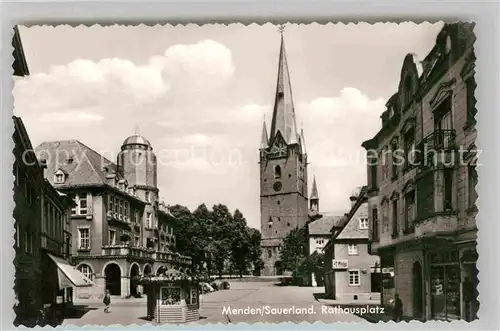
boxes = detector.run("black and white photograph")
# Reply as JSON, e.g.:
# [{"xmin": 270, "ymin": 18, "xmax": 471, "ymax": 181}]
[{"xmin": 12, "ymin": 22, "xmax": 477, "ymax": 326}]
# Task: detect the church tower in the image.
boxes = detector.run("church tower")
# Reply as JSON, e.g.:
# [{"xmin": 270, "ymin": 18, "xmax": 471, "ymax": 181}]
[{"xmin": 259, "ymin": 30, "xmax": 309, "ymax": 276}]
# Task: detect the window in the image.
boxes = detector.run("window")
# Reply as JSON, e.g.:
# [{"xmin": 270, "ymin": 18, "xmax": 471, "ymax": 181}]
[
  {"xmin": 24, "ymin": 231, "xmax": 32, "ymax": 253},
  {"xmin": 54, "ymin": 173, "xmax": 65, "ymax": 184},
  {"xmin": 160, "ymin": 287, "xmax": 181, "ymax": 305},
  {"xmin": 109, "ymin": 195, "xmax": 114, "ymax": 213},
  {"xmin": 348, "ymin": 244, "xmax": 358, "ymax": 255},
  {"xmin": 268, "ymin": 248, "xmax": 272, "ymax": 258},
  {"xmin": 124, "ymin": 202, "xmax": 128, "ymax": 218},
  {"xmin": 134, "ymin": 210, "xmax": 139, "ymax": 223},
  {"xmin": 119, "ymin": 200, "xmax": 123, "ymax": 216},
  {"xmin": 405, "ymin": 190, "xmax": 415, "ymax": 231},
  {"xmin": 443, "ymin": 168, "xmax": 453, "ymax": 210},
  {"xmin": 359, "ymin": 218, "xmax": 369, "ymax": 230},
  {"xmin": 370, "ymin": 163, "xmax": 377, "ymax": 189},
  {"xmin": 146, "ymin": 213, "xmax": 152, "ymax": 228},
  {"xmin": 78, "ymin": 228, "xmax": 90, "ymax": 249},
  {"xmin": 71, "ymin": 193, "xmax": 88, "ymax": 215},
  {"xmin": 372, "ymin": 208, "xmax": 379, "ymax": 241},
  {"xmin": 434, "ymin": 97, "xmax": 453, "ymax": 148},
  {"xmin": 391, "ymin": 140, "xmax": 399, "ymax": 179},
  {"xmin": 108, "ymin": 229, "xmax": 116, "ymax": 245},
  {"xmin": 145, "ymin": 192, "xmax": 150, "ymax": 203},
  {"xmin": 468, "ymin": 165, "xmax": 477, "ymax": 208},
  {"xmin": 466, "ymin": 77, "xmax": 477, "ymax": 126},
  {"xmin": 77, "ymin": 264, "xmax": 94, "ymax": 281},
  {"xmin": 404, "ymin": 76, "xmax": 413, "ymax": 108},
  {"xmin": 392, "ymin": 199, "xmax": 399, "ymax": 236},
  {"xmin": 134, "ymin": 235, "xmax": 140, "ymax": 247},
  {"xmin": 404, "ymin": 129, "xmax": 415, "ymax": 169},
  {"xmin": 348, "ymin": 270, "xmax": 360, "ymax": 286},
  {"xmin": 381, "ymin": 147, "xmax": 389, "ymax": 181},
  {"xmin": 274, "ymin": 165, "xmax": 281, "ymax": 179}
]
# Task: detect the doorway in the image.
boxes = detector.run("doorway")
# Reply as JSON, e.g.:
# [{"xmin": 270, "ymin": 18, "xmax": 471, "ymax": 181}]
[
  {"xmin": 412, "ymin": 262, "xmax": 423, "ymax": 318},
  {"xmin": 104, "ymin": 263, "xmax": 121, "ymax": 296},
  {"xmin": 129, "ymin": 264, "xmax": 140, "ymax": 297}
]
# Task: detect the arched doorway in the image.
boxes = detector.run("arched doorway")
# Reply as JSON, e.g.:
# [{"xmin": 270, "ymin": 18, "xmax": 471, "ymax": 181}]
[
  {"xmin": 412, "ymin": 261, "xmax": 423, "ymax": 318},
  {"xmin": 104, "ymin": 263, "xmax": 121, "ymax": 296},
  {"xmin": 129, "ymin": 264, "xmax": 140, "ymax": 297}
]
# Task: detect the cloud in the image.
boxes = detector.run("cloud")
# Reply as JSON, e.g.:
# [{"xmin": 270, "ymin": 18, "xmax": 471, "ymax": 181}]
[
  {"xmin": 13, "ymin": 39, "xmax": 235, "ymax": 124},
  {"xmin": 37, "ymin": 110, "xmax": 104, "ymax": 124},
  {"xmin": 299, "ymin": 88, "xmax": 386, "ymax": 169}
]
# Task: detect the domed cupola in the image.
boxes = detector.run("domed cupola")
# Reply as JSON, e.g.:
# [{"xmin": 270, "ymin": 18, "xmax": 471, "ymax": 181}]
[{"xmin": 121, "ymin": 134, "xmax": 152, "ymax": 151}]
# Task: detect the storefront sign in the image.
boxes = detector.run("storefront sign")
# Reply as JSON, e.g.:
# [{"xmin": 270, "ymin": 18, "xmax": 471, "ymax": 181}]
[{"xmin": 332, "ymin": 259, "xmax": 348, "ymax": 269}]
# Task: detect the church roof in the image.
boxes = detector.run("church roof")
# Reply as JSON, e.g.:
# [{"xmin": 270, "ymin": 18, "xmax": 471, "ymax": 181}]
[
  {"xmin": 269, "ymin": 34, "xmax": 299, "ymax": 145},
  {"xmin": 310, "ymin": 176, "xmax": 319, "ymax": 200}
]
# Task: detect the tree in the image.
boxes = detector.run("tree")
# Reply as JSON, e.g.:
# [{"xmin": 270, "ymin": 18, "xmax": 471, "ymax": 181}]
[
  {"xmin": 229, "ymin": 210, "xmax": 252, "ymax": 277},
  {"xmin": 278, "ymin": 227, "xmax": 309, "ymax": 280},
  {"xmin": 247, "ymin": 228, "xmax": 264, "ymax": 275}
]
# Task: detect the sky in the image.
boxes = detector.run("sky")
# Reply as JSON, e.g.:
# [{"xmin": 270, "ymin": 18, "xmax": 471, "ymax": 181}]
[{"xmin": 13, "ymin": 22, "xmax": 444, "ymax": 229}]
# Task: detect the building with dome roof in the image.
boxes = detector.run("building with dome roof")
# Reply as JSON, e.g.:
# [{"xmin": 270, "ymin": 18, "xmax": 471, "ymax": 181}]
[{"xmin": 35, "ymin": 134, "xmax": 192, "ymax": 300}]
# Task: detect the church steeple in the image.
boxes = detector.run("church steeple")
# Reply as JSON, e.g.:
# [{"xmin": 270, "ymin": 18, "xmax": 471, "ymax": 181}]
[
  {"xmin": 310, "ymin": 175, "xmax": 319, "ymax": 211},
  {"xmin": 269, "ymin": 30, "xmax": 299, "ymax": 146},
  {"xmin": 260, "ymin": 120, "xmax": 269, "ymax": 149}
]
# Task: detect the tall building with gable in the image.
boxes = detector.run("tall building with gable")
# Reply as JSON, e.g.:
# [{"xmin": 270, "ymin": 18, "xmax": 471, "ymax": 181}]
[{"xmin": 259, "ymin": 33, "xmax": 309, "ymax": 276}]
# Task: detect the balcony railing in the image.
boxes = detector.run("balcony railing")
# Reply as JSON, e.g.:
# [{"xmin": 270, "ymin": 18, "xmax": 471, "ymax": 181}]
[
  {"xmin": 101, "ymin": 245, "xmax": 192, "ymax": 264},
  {"xmin": 415, "ymin": 130, "xmax": 456, "ymax": 165}
]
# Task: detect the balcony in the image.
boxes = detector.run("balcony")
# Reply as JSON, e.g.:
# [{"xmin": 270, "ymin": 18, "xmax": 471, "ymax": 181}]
[
  {"xmin": 415, "ymin": 130, "xmax": 456, "ymax": 167},
  {"xmin": 101, "ymin": 245, "xmax": 192, "ymax": 265},
  {"xmin": 414, "ymin": 213, "xmax": 458, "ymax": 238}
]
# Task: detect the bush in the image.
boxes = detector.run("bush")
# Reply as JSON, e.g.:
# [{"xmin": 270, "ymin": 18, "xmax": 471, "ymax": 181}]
[
  {"xmin": 221, "ymin": 281, "xmax": 230, "ymax": 290},
  {"xmin": 210, "ymin": 282, "xmax": 219, "ymax": 291}
]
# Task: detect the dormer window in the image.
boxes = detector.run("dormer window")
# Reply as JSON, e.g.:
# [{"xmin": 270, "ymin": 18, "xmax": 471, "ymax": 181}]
[
  {"xmin": 67, "ymin": 157, "xmax": 74, "ymax": 164},
  {"xmin": 54, "ymin": 169, "xmax": 66, "ymax": 184},
  {"xmin": 389, "ymin": 106, "xmax": 395, "ymax": 118}
]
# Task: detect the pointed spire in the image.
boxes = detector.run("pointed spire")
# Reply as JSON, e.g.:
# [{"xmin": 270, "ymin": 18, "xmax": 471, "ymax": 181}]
[
  {"xmin": 310, "ymin": 175, "xmax": 319, "ymax": 200},
  {"xmin": 134, "ymin": 124, "xmax": 140, "ymax": 136},
  {"xmin": 260, "ymin": 120, "xmax": 269, "ymax": 149},
  {"xmin": 269, "ymin": 30, "xmax": 299, "ymax": 145},
  {"xmin": 300, "ymin": 127, "xmax": 307, "ymax": 154}
]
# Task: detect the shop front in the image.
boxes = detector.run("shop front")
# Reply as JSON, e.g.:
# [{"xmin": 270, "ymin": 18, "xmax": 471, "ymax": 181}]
[{"xmin": 427, "ymin": 246, "xmax": 478, "ymax": 321}]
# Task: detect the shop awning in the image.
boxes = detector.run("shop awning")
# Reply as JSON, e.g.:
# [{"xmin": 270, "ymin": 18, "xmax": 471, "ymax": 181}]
[{"xmin": 47, "ymin": 253, "xmax": 94, "ymax": 289}]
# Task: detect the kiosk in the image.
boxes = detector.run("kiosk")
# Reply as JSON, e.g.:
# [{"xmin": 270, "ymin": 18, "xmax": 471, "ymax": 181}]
[{"xmin": 137, "ymin": 269, "xmax": 200, "ymax": 323}]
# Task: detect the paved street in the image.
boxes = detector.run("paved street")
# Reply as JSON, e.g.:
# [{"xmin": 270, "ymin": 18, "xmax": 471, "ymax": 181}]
[{"xmin": 63, "ymin": 282, "xmax": 365, "ymax": 325}]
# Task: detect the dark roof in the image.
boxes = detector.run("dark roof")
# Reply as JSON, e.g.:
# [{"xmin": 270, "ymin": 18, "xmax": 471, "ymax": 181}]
[
  {"xmin": 35, "ymin": 140, "xmax": 117, "ymax": 187},
  {"xmin": 122, "ymin": 134, "xmax": 151, "ymax": 148},
  {"xmin": 335, "ymin": 202, "xmax": 369, "ymax": 240},
  {"xmin": 308, "ymin": 213, "xmax": 344, "ymax": 235},
  {"xmin": 12, "ymin": 26, "xmax": 29, "ymax": 77}
]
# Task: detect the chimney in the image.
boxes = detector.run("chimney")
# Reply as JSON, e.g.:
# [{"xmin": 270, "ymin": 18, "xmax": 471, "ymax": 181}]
[{"xmin": 349, "ymin": 195, "xmax": 357, "ymax": 208}]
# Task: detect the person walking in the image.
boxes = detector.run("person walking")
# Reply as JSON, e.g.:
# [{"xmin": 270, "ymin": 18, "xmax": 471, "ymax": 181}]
[
  {"xmin": 103, "ymin": 290, "xmax": 111, "ymax": 313},
  {"xmin": 393, "ymin": 293, "xmax": 403, "ymax": 322}
]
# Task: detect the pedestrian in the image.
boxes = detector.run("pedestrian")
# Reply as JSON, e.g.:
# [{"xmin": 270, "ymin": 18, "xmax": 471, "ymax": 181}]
[
  {"xmin": 103, "ymin": 290, "xmax": 111, "ymax": 313},
  {"xmin": 393, "ymin": 293, "xmax": 403, "ymax": 322},
  {"xmin": 463, "ymin": 276, "xmax": 474, "ymax": 321}
]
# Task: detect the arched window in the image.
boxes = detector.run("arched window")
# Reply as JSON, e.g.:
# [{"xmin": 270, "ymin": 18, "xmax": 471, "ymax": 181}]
[
  {"xmin": 78, "ymin": 264, "xmax": 94, "ymax": 281},
  {"xmin": 404, "ymin": 76, "xmax": 413, "ymax": 108},
  {"xmin": 274, "ymin": 165, "xmax": 282, "ymax": 179}
]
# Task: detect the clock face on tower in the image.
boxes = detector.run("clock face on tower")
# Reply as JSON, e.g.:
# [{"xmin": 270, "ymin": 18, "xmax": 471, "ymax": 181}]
[{"xmin": 273, "ymin": 181, "xmax": 282, "ymax": 192}]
